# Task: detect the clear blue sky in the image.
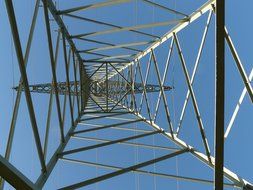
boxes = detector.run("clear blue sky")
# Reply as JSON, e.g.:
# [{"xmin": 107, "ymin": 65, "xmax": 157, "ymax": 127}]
[{"xmin": 0, "ymin": 0, "xmax": 252, "ymax": 189}]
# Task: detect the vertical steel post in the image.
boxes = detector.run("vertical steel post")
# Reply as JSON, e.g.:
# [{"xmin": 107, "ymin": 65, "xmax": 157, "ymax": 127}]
[{"xmin": 215, "ymin": 0, "xmax": 225, "ymax": 189}]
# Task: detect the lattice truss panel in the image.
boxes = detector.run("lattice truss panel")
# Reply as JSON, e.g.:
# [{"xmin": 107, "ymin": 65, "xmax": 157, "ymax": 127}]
[{"xmin": 0, "ymin": 0, "xmax": 252, "ymax": 190}]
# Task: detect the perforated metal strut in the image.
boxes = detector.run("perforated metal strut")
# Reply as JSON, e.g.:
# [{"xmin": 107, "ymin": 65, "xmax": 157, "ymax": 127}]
[{"xmin": 13, "ymin": 81, "xmax": 172, "ymax": 96}]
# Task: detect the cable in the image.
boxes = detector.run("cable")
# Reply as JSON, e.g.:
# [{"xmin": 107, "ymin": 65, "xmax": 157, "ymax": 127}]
[
  {"xmin": 11, "ymin": 25, "xmax": 14, "ymax": 113},
  {"xmin": 172, "ymin": 1, "xmax": 179, "ymax": 188},
  {"xmin": 95, "ymin": 130, "xmax": 98, "ymax": 190},
  {"xmin": 134, "ymin": 2, "xmax": 140, "ymax": 190},
  {"xmin": 152, "ymin": 135, "xmax": 157, "ymax": 190},
  {"xmin": 134, "ymin": 121, "xmax": 140, "ymax": 190},
  {"xmin": 151, "ymin": 2, "xmax": 157, "ymax": 190}
]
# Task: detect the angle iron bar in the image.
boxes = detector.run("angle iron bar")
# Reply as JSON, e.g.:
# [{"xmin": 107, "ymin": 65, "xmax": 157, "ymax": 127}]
[
  {"xmin": 1, "ymin": 0, "xmax": 41, "ymax": 188},
  {"xmin": 60, "ymin": 130, "xmax": 162, "ymax": 157},
  {"xmin": 130, "ymin": 64, "xmax": 138, "ymax": 111},
  {"xmin": 43, "ymin": 0, "xmax": 88, "ymax": 109},
  {"xmin": 91, "ymin": 54, "xmax": 135, "ymax": 61},
  {"xmin": 88, "ymin": 93, "xmax": 107, "ymax": 112},
  {"xmin": 109, "ymin": 63, "xmax": 133, "ymax": 88},
  {"xmin": 224, "ymin": 27, "xmax": 253, "ymax": 103},
  {"xmin": 0, "ymin": 155, "xmax": 38, "ymax": 190},
  {"xmin": 44, "ymin": 0, "xmax": 84, "ymax": 68},
  {"xmin": 136, "ymin": 60, "xmax": 153, "ymax": 122},
  {"xmin": 58, "ymin": 149, "xmax": 188, "ymax": 189},
  {"xmin": 77, "ymin": 123, "xmax": 154, "ymax": 134},
  {"xmin": 60, "ymin": 157, "xmax": 239, "ymax": 188},
  {"xmin": 137, "ymin": 56, "xmax": 151, "ymax": 113},
  {"xmin": 109, "ymin": 88, "xmax": 132, "ymax": 112},
  {"xmin": 35, "ymin": 115, "xmax": 82, "ymax": 188},
  {"xmin": 173, "ymin": 33, "xmax": 212, "ymax": 162},
  {"xmin": 58, "ymin": 0, "xmax": 132, "ymax": 15},
  {"xmin": 5, "ymin": 0, "xmax": 46, "ymax": 172},
  {"xmin": 79, "ymin": 41, "xmax": 152, "ymax": 53},
  {"xmin": 176, "ymin": 10, "xmax": 213, "ymax": 136},
  {"xmin": 63, "ymin": 33, "xmax": 75, "ymax": 126},
  {"xmin": 64, "ymin": 13, "xmax": 158, "ymax": 45},
  {"xmin": 151, "ymin": 50, "xmax": 174, "ymax": 136},
  {"xmin": 118, "ymin": 103, "xmax": 252, "ymax": 188},
  {"xmin": 136, "ymin": 55, "xmax": 151, "ymax": 112},
  {"xmin": 44, "ymin": 29, "xmax": 61, "ymax": 160},
  {"xmin": 72, "ymin": 50, "xmax": 81, "ymax": 115},
  {"xmin": 77, "ymin": 37, "xmax": 146, "ymax": 53},
  {"xmin": 71, "ymin": 18, "xmax": 187, "ymax": 39},
  {"xmin": 61, "ymin": 92, "xmax": 67, "ymax": 129},
  {"xmin": 43, "ymin": 1, "xmax": 65, "ymax": 143},
  {"xmin": 225, "ymin": 67, "xmax": 253, "ymax": 139},
  {"xmin": 71, "ymin": 135, "xmax": 179, "ymax": 151},
  {"xmin": 72, "ymin": 119, "xmax": 143, "ymax": 135},
  {"xmin": 153, "ymin": 38, "xmax": 174, "ymax": 122},
  {"xmin": 70, "ymin": 52, "xmax": 76, "ymax": 114},
  {"xmin": 106, "ymin": 0, "xmax": 215, "ymax": 81}
]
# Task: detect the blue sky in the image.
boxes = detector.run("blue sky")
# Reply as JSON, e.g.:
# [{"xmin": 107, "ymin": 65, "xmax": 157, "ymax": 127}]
[{"xmin": 0, "ymin": 0, "xmax": 252, "ymax": 189}]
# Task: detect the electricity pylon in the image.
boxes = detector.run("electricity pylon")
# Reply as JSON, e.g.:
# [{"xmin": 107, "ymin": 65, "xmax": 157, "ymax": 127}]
[{"xmin": 1, "ymin": 0, "xmax": 253, "ymax": 190}]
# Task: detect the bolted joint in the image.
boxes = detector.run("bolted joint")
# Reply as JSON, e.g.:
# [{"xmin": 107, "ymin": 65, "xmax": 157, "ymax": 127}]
[{"xmin": 244, "ymin": 184, "xmax": 253, "ymax": 190}]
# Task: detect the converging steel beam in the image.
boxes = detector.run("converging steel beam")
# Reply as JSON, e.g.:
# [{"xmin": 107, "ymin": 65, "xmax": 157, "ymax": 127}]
[
  {"xmin": 78, "ymin": 122, "xmax": 154, "ymax": 133},
  {"xmin": 173, "ymin": 33, "xmax": 211, "ymax": 162},
  {"xmin": 71, "ymin": 135, "xmax": 179, "ymax": 151},
  {"xmin": 71, "ymin": 19, "xmax": 187, "ymax": 38},
  {"xmin": 118, "ymin": 103, "xmax": 253, "ymax": 188},
  {"xmin": 60, "ymin": 157, "xmax": 238, "ymax": 188},
  {"xmin": 0, "ymin": 0, "xmax": 40, "ymax": 188},
  {"xmin": 215, "ymin": 0, "xmax": 225, "ymax": 189},
  {"xmin": 78, "ymin": 41, "xmax": 151, "ymax": 53},
  {"xmin": 58, "ymin": 149, "xmax": 189, "ymax": 189},
  {"xmin": 60, "ymin": 130, "xmax": 161, "ymax": 156},
  {"xmin": 225, "ymin": 67, "xmax": 253, "ymax": 139},
  {"xmin": 57, "ymin": 0, "xmax": 132, "ymax": 15},
  {"xmin": 5, "ymin": 0, "xmax": 46, "ymax": 173},
  {"xmin": 89, "ymin": 54, "xmax": 135, "ymax": 61},
  {"xmin": 77, "ymin": 38, "xmax": 148, "ymax": 53},
  {"xmin": 66, "ymin": 13, "xmax": 159, "ymax": 40},
  {"xmin": 43, "ymin": 0, "xmax": 88, "ymax": 109},
  {"xmin": 106, "ymin": 0, "xmax": 215, "ymax": 81},
  {"xmin": 0, "ymin": 155, "xmax": 38, "ymax": 190},
  {"xmin": 35, "ymin": 116, "xmax": 82, "ymax": 188},
  {"xmin": 63, "ymin": 33, "xmax": 75, "ymax": 126},
  {"xmin": 176, "ymin": 10, "xmax": 213, "ymax": 135},
  {"xmin": 224, "ymin": 27, "xmax": 253, "ymax": 103},
  {"xmin": 151, "ymin": 50, "xmax": 174, "ymax": 136},
  {"xmin": 153, "ymin": 38, "xmax": 174, "ymax": 122},
  {"xmin": 43, "ymin": 0, "xmax": 65, "ymax": 143},
  {"xmin": 44, "ymin": 30, "xmax": 61, "ymax": 160},
  {"xmin": 73, "ymin": 119, "xmax": 143, "ymax": 135}
]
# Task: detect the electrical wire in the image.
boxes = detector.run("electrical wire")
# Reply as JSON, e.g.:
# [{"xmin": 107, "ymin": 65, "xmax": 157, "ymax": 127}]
[
  {"xmin": 172, "ymin": 1, "xmax": 179, "ymax": 188},
  {"xmin": 134, "ymin": 2, "xmax": 140, "ymax": 189}
]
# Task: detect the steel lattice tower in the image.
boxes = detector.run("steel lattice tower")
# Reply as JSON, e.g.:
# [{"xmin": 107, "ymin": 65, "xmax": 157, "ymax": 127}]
[{"xmin": 0, "ymin": 0, "xmax": 253, "ymax": 190}]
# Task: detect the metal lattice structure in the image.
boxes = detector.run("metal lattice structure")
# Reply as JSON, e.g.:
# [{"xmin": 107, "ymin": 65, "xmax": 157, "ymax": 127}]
[{"xmin": 0, "ymin": 0, "xmax": 253, "ymax": 189}]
